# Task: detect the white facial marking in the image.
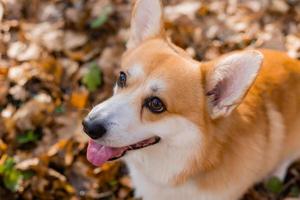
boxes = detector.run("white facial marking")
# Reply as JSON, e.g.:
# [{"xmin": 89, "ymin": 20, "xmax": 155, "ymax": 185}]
[
  {"xmin": 128, "ymin": 64, "xmax": 145, "ymax": 79},
  {"xmin": 125, "ymin": 116, "xmax": 202, "ymax": 184},
  {"xmin": 146, "ymin": 78, "xmax": 166, "ymax": 93},
  {"xmin": 88, "ymin": 90, "xmax": 153, "ymax": 147},
  {"xmin": 113, "ymin": 84, "xmax": 118, "ymax": 94}
]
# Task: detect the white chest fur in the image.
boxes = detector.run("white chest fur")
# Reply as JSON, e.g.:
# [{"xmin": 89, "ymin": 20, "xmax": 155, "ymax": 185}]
[
  {"xmin": 122, "ymin": 117, "xmax": 225, "ymax": 200},
  {"xmin": 124, "ymin": 142, "xmax": 229, "ymax": 200},
  {"xmin": 127, "ymin": 163, "xmax": 225, "ymax": 200}
]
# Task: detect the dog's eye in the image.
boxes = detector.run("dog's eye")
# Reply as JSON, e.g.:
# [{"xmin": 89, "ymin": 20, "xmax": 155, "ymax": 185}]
[
  {"xmin": 145, "ymin": 97, "xmax": 166, "ymax": 114},
  {"xmin": 117, "ymin": 71, "xmax": 127, "ymax": 88}
]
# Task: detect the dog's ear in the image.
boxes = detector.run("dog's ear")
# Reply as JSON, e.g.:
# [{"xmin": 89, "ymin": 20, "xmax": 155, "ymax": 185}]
[
  {"xmin": 127, "ymin": 0, "xmax": 164, "ymax": 49},
  {"xmin": 205, "ymin": 50, "xmax": 264, "ymax": 119}
]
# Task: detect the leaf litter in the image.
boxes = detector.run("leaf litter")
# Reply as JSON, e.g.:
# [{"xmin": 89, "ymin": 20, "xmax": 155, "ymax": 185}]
[{"xmin": 0, "ymin": 0, "xmax": 299, "ymax": 200}]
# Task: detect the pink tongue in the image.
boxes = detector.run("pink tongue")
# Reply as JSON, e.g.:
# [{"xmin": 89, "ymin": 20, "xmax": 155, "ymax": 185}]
[{"xmin": 87, "ymin": 140, "xmax": 127, "ymax": 166}]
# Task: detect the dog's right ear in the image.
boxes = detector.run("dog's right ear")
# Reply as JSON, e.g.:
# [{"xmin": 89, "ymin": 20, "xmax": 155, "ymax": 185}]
[
  {"xmin": 204, "ymin": 50, "xmax": 264, "ymax": 119},
  {"xmin": 127, "ymin": 0, "xmax": 165, "ymax": 49}
]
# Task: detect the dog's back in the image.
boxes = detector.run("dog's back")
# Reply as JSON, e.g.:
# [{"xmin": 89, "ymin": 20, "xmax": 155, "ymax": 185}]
[{"xmin": 256, "ymin": 49, "xmax": 300, "ymax": 161}]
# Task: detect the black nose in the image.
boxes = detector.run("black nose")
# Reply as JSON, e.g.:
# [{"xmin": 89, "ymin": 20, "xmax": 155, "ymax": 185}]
[{"xmin": 82, "ymin": 118, "xmax": 107, "ymax": 139}]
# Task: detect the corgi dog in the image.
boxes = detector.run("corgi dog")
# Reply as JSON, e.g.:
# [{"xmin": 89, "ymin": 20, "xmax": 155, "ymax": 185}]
[{"xmin": 82, "ymin": 0, "xmax": 300, "ymax": 199}]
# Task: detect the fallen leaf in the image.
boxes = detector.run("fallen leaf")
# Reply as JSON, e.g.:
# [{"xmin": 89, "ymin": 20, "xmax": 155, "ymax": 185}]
[
  {"xmin": 59, "ymin": 58, "xmax": 79, "ymax": 78},
  {"xmin": 90, "ymin": 5, "xmax": 113, "ymax": 29},
  {"xmin": 64, "ymin": 31, "xmax": 88, "ymax": 50},
  {"xmin": 15, "ymin": 158, "xmax": 39, "ymax": 170},
  {"xmin": 70, "ymin": 87, "xmax": 89, "ymax": 109},
  {"xmin": 8, "ymin": 63, "xmax": 38, "ymax": 86},
  {"xmin": 16, "ymin": 130, "xmax": 39, "ymax": 144},
  {"xmin": 12, "ymin": 93, "xmax": 54, "ymax": 130},
  {"xmin": 0, "ymin": 80, "xmax": 8, "ymax": 104},
  {"xmin": 0, "ymin": 157, "xmax": 22, "ymax": 192},
  {"xmin": 47, "ymin": 139, "xmax": 68, "ymax": 157},
  {"xmin": 265, "ymin": 176, "xmax": 283, "ymax": 194},
  {"xmin": 0, "ymin": 65, "xmax": 9, "ymax": 77},
  {"xmin": 65, "ymin": 142, "xmax": 74, "ymax": 166},
  {"xmin": 270, "ymin": 0, "xmax": 289, "ymax": 13},
  {"xmin": 82, "ymin": 62, "xmax": 102, "ymax": 92},
  {"xmin": 7, "ymin": 42, "xmax": 41, "ymax": 61},
  {"xmin": 24, "ymin": 22, "xmax": 64, "ymax": 52},
  {"xmin": 164, "ymin": 2, "xmax": 201, "ymax": 21},
  {"xmin": 0, "ymin": 139, "xmax": 7, "ymax": 152},
  {"xmin": 48, "ymin": 168, "xmax": 66, "ymax": 182},
  {"xmin": 38, "ymin": 3, "xmax": 63, "ymax": 22},
  {"xmin": 9, "ymin": 85, "xmax": 28, "ymax": 101}
]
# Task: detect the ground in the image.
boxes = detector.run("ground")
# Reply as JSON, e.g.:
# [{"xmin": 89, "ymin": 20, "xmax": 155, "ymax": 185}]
[{"xmin": 0, "ymin": 0, "xmax": 300, "ymax": 199}]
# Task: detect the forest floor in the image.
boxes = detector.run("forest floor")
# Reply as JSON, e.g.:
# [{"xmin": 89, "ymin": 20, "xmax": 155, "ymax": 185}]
[{"xmin": 0, "ymin": 0, "xmax": 300, "ymax": 199}]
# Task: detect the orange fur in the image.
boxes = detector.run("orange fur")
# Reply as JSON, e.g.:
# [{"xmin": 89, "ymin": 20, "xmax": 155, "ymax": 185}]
[{"xmin": 121, "ymin": 38, "xmax": 300, "ymax": 198}]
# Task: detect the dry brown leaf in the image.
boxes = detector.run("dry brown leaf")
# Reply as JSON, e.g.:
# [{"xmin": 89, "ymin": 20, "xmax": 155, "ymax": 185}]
[
  {"xmin": 1, "ymin": 104, "xmax": 16, "ymax": 134},
  {"xmin": 0, "ymin": 65, "xmax": 9, "ymax": 77},
  {"xmin": 8, "ymin": 63, "xmax": 38, "ymax": 86},
  {"xmin": 7, "ymin": 42, "xmax": 41, "ymax": 61},
  {"xmin": 0, "ymin": 139, "xmax": 7, "ymax": 152},
  {"xmin": 15, "ymin": 158, "xmax": 39, "ymax": 170},
  {"xmin": 39, "ymin": 57, "xmax": 64, "ymax": 83},
  {"xmin": 47, "ymin": 139, "xmax": 68, "ymax": 157},
  {"xmin": 12, "ymin": 93, "xmax": 54, "ymax": 130},
  {"xmin": 64, "ymin": 50, "xmax": 87, "ymax": 61},
  {"xmin": 70, "ymin": 88, "xmax": 89, "ymax": 109},
  {"xmin": 8, "ymin": 85, "xmax": 28, "ymax": 101},
  {"xmin": 59, "ymin": 58, "xmax": 79, "ymax": 79},
  {"xmin": 24, "ymin": 22, "xmax": 64, "ymax": 51},
  {"xmin": 48, "ymin": 168, "xmax": 67, "ymax": 182},
  {"xmin": 0, "ymin": 80, "xmax": 8, "ymax": 104},
  {"xmin": 270, "ymin": 0, "xmax": 289, "ymax": 13},
  {"xmin": 164, "ymin": 2, "xmax": 201, "ymax": 21},
  {"xmin": 64, "ymin": 31, "xmax": 88, "ymax": 50},
  {"xmin": 65, "ymin": 142, "xmax": 74, "ymax": 166},
  {"xmin": 38, "ymin": 3, "xmax": 63, "ymax": 22}
]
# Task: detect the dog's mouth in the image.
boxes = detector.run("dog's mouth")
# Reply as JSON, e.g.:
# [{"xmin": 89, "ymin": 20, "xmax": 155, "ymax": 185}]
[{"xmin": 87, "ymin": 136, "xmax": 160, "ymax": 166}]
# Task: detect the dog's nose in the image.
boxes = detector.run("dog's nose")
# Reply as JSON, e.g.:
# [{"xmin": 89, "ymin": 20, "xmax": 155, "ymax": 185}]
[{"xmin": 82, "ymin": 118, "xmax": 107, "ymax": 139}]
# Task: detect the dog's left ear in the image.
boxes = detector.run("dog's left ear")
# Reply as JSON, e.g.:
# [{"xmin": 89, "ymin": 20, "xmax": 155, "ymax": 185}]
[
  {"xmin": 205, "ymin": 50, "xmax": 264, "ymax": 119},
  {"xmin": 127, "ymin": 0, "xmax": 164, "ymax": 49}
]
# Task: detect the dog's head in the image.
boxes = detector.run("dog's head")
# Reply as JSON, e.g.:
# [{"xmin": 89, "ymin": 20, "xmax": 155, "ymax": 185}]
[{"xmin": 83, "ymin": 0, "xmax": 263, "ymax": 172}]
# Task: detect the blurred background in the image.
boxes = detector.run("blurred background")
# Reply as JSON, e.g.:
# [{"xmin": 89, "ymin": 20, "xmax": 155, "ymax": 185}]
[{"xmin": 0, "ymin": 0, "xmax": 300, "ymax": 199}]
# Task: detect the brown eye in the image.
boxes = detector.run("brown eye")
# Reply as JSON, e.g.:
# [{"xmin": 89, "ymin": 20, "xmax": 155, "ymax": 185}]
[
  {"xmin": 145, "ymin": 97, "xmax": 166, "ymax": 114},
  {"xmin": 117, "ymin": 71, "xmax": 127, "ymax": 88}
]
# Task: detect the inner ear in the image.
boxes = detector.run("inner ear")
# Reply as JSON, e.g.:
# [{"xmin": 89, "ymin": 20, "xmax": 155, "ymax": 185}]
[
  {"xmin": 127, "ymin": 0, "xmax": 165, "ymax": 49},
  {"xmin": 205, "ymin": 50, "xmax": 264, "ymax": 119},
  {"xmin": 206, "ymin": 81, "xmax": 224, "ymax": 107}
]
